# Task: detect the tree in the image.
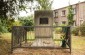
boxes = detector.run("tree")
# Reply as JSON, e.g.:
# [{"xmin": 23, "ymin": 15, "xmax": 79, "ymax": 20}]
[
  {"xmin": 0, "ymin": 0, "xmax": 53, "ymax": 33},
  {"xmin": 36, "ymin": 0, "xmax": 53, "ymax": 10},
  {"xmin": 0, "ymin": 0, "xmax": 33, "ymax": 33},
  {"xmin": 0, "ymin": 0, "xmax": 34, "ymax": 18},
  {"xmin": 0, "ymin": 0, "xmax": 53, "ymax": 18},
  {"xmin": 67, "ymin": 5, "xmax": 74, "ymax": 26}
]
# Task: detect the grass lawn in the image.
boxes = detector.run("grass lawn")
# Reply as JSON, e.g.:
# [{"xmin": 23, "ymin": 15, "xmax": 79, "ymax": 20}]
[
  {"xmin": 72, "ymin": 35, "xmax": 85, "ymax": 50},
  {"xmin": 1, "ymin": 33, "xmax": 85, "ymax": 49},
  {"xmin": 0, "ymin": 33, "xmax": 85, "ymax": 55},
  {"xmin": 1, "ymin": 33, "xmax": 11, "ymax": 43}
]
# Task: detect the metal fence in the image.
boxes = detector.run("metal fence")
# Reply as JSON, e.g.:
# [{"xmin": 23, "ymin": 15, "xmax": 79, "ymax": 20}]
[{"xmin": 11, "ymin": 26, "xmax": 71, "ymax": 53}]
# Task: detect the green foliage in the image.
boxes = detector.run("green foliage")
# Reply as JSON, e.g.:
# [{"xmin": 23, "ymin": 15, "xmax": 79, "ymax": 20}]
[
  {"xmin": 55, "ymin": 28, "xmax": 62, "ymax": 34},
  {"xmin": 72, "ymin": 22, "xmax": 85, "ymax": 36},
  {"xmin": 19, "ymin": 16, "xmax": 34, "ymax": 31},
  {"xmin": 60, "ymin": 33, "xmax": 66, "ymax": 48},
  {"xmin": 0, "ymin": 0, "xmax": 34, "ymax": 18},
  {"xmin": 72, "ymin": 27, "xmax": 80, "ymax": 36},
  {"xmin": 0, "ymin": 19, "xmax": 8, "ymax": 34},
  {"xmin": 6, "ymin": 19, "xmax": 15, "ymax": 32},
  {"xmin": 13, "ymin": 21, "xmax": 22, "ymax": 26},
  {"xmin": 0, "ymin": 16, "xmax": 15, "ymax": 33},
  {"xmin": 21, "ymin": 19, "xmax": 33, "ymax": 26},
  {"xmin": 80, "ymin": 22, "xmax": 85, "ymax": 36},
  {"xmin": 0, "ymin": 0, "xmax": 53, "ymax": 33},
  {"xmin": 0, "ymin": 0, "xmax": 34, "ymax": 32},
  {"xmin": 67, "ymin": 5, "xmax": 74, "ymax": 26},
  {"xmin": 36, "ymin": 0, "xmax": 53, "ymax": 10},
  {"xmin": 19, "ymin": 16, "xmax": 34, "ymax": 26},
  {"xmin": 0, "ymin": 0, "xmax": 53, "ymax": 18}
]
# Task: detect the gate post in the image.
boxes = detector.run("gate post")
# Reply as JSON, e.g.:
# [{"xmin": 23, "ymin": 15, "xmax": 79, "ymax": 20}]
[
  {"xmin": 11, "ymin": 26, "xmax": 14, "ymax": 53},
  {"xmin": 69, "ymin": 26, "xmax": 71, "ymax": 53}
]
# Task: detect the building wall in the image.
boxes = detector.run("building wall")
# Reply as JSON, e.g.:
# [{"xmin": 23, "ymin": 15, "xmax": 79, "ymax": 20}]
[
  {"xmin": 54, "ymin": 2, "xmax": 85, "ymax": 26},
  {"xmin": 78, "ymin": 2, "xmax": 85, "ymax": 26}
]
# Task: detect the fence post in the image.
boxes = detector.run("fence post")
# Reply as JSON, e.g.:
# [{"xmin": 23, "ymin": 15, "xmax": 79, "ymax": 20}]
[
  {"xmin": 11, "ymin": 26, "xmax": 14, "ymax": 53},
  {"xmin": 69, "ymin": 26, "xmax": 71, "ymax": 53}
]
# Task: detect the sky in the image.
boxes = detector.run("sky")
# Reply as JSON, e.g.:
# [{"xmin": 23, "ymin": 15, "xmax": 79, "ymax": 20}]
[
  {"xmin": 52, "ymin": 0, "xmax": 85, "ymax": 9},
  {"xmin": 19, "ymin": 0, "xmax": 85, "ymax": 17}
]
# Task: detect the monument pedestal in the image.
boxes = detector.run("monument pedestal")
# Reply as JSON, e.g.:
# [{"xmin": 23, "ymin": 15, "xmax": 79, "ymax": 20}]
[{"xmin": 31, "ymin": 38, "xmax": 55, "ymax": 47}]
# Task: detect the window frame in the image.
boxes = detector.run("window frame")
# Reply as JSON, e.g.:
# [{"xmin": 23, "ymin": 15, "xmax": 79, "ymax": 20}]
[
  {"xmin": 39, "ymin": 18, "xmax": 48, "ymax": 24},
  {"xmin": 61, "ymin": 10, "xmax": 66, "ymax": 16},
  {"xmin": 73, "ymin": 8, "xmax": 76, "ymax": 14},
  {"xmin": 62, "ymin": 21, "xmax": 66, "ymax": 25},
  {"xmin": 55, "ymin": 11, "xmax": 58, "ymax": 18}
]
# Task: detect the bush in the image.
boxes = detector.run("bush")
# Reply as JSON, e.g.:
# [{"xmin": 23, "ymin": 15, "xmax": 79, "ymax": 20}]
[
  {"xmin": 80, "ymin": 22, "xmax": 85, "ymax": 36},
  {"xmin": 72, "ymin": 27, "xmax": 80, "ymax": 36},
  {"xmin": 55, "ymin": 27, "xmax": 62, "ymax": 34},
  {"xmin": 19, "ymin": 16, "xmax": 34, "ymax": 31},
  {"xmin": 0, "ymin": 20, "xmax": 8, "ymax": 34}
]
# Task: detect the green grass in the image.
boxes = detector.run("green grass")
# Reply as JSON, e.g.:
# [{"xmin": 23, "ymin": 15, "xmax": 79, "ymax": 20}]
[
  {"xmin": 1, "ymin": 33, "xmax": 85, "ymax": 49},
  {"xmin": 0, "ymin": 32, "xmax": 35, "ymax": 42},
  {"xmin": 72, "ymin": 35, "xmax": 85, "ymax": 49},
  {"xmin": 0, "ymin": 36, "xmax": 11, "ymax": 55},
  {"xmin": 0, "ymin": 32, "xmax": 85, "ymax": 55},
  {"xmin": 1, "ymin": 33, "xmax": 85, "ymax": 46},
  {"xmin": 1, "ymin": 33, "xmax": 11, "ymax": 39},
  {"xmin": 0, "ymin": 33, "xmax": 11, "ymax": 43}
]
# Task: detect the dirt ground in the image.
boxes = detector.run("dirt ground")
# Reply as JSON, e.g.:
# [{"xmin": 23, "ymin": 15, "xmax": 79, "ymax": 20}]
[
  {"xmin": 10, "ymin": 35, "xmax": 85, "ymax": 55},
  {"xmin": 10, "ymin": 48, "xmax": 85, "ymax": 55}
]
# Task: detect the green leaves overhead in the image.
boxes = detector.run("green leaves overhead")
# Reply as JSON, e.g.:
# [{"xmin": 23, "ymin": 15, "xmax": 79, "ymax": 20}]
[
  {"xmin": 0, "ymin": 0, "xmax": 53, "ymax": 18},
  {"xmin": 0, "ymin": 0, "xmax": 34, "ymax": 18}
]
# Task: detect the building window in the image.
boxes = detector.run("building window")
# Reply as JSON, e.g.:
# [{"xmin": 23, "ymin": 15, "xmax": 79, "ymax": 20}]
[
  {"xmin": 62, "ymin": 21, "xmax": 66, "ymax": 24},
  {"xmin": 40, "ymin": 18, "xmax": 48, "ymax": 24},
  {"xmin": 61, "ymin": 10, "xmax": 66, "ymax": 16},
  {"xmin": 80, "ymin": 20, "xmax": 83, "ymax": 25},
  {"xmin": 55, "ymin": 12, "xmax": 58, "ymax": 18},
  {"xmin": 73, "ymin": 8, "xmax": 76, "ymax": 14}
]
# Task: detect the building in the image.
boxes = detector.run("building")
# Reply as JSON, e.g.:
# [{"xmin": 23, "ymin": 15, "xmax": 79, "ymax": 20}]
[{"xmin": 54, "ymin": 1, "xmax": 85, "ymax": 26}]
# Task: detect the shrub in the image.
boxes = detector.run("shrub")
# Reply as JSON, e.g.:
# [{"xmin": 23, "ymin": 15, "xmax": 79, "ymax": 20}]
[
  {"xmin": 0, "ymin": 20, "xmax": 8, "ymax": 34},
  {"xmin": 19, "ymin": 16, "xmax": 34, "ymax": 31},
  {"xmin": 72, "ymin": 27, "xmax": 80, "ymax": 36},
  {"xmin": 55, "ymin": 27, "xmax": 62, "ymax": 34},
  {"xmin": 80, "ymin": 22, "xmax": 85, "ymax": 36}
]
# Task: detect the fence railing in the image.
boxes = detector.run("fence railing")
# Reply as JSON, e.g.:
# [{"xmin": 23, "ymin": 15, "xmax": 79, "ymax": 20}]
[{"xmin": 11, "ymin": 26, "xmax": 71, "ymax": 53}]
